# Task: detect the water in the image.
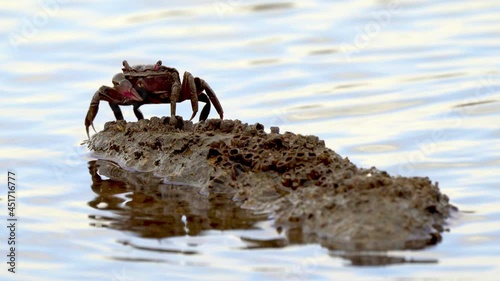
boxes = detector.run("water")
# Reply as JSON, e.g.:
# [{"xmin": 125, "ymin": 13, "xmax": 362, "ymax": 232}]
[{"xmin": 1, "ymin": 0, "xmax": 499, "ymax": 280}]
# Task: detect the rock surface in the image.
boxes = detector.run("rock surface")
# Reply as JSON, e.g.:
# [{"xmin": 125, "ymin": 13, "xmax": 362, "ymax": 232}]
[{"xmin": 87, "ymin": 117, "xmax": 455, "ymax": 250}]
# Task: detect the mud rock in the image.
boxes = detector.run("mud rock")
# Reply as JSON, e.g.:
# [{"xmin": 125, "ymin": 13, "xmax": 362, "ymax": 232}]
[{"xmin": 88, "ymin": 118, "xmax": 455, "ymax": 250}]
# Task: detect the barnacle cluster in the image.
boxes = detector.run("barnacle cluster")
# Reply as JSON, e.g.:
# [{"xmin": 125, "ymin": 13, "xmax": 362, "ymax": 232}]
[{"xmin": 203, "ymin": 123, "xmax": 350, "ymax": 191}]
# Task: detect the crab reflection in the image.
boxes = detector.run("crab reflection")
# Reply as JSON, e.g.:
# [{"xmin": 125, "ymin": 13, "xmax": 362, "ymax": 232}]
[{"xmin": 87, "ymin": 160, "xmax": 438, "ymax": 266}]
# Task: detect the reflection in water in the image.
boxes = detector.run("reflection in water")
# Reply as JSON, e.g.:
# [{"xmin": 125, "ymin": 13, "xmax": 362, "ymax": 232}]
[
  {"xmin": 87, "ymin": 160, "xmax": 439, "ymax": 266},
  {"xmin": 247, "ymin": 2, "xmax": 295, "ymax": 12},
  {"xmin": 454, "ymin": 99, "xmax": 498, "ymax": 108},
  {"xmin": 116, "ymin": 239, "xmax": 198, "ymax": 255},
  {"xmin": 88, "ymin": 160, "xmax": 267, "ymax": 239},
  {"xmin": 126, "ymin": 9, "xmax": 191, "ymax": 24},
  {"xmin": 308, "ymin": 48, "xmax": 338, "ymax": 55},
  {"xmin": 331, "ymin": 253, "xmax": 437, "ymax": 267}
]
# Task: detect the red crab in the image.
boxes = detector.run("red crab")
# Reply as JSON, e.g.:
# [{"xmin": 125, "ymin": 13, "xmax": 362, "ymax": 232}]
[{"xmin": 84, "ymin": 60, "xmax": 224, "ymax": 137}]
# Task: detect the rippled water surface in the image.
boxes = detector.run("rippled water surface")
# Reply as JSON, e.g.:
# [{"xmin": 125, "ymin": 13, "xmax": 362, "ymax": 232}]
[{"xmin": 1, "ymin": 0, "xmax": 499, "ymax": 280}]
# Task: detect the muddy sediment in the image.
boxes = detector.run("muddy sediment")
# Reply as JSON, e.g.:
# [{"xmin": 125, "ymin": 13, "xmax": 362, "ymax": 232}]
[{"xmin": 88, "ymin": 117, "xmax": 455, "ymax": 250}]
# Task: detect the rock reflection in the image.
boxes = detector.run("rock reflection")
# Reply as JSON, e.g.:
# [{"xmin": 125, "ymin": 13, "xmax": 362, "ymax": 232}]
[
  {"xmin": 88, "ymin": 160, "xmax": 267, "ymax": 239},
  {"xmin": 331, "ymin": 253, "xmax": 437, "ymax": 266},
  {"xmin": 116, "ymin": 240, "xmax": 197, "ymax": 255},
  {"xmin": 87, "ymin": 159, "xmax": 440, "ymax": 266}
]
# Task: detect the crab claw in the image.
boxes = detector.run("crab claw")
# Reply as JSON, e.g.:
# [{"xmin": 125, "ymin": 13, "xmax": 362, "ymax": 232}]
[
  {"xmin": 85, "ymin": 82, "xmax": 143, "ymax": 139},
  {"xmin": 117, "ymin": 80, "xmax": 143, "ymax": 103}
]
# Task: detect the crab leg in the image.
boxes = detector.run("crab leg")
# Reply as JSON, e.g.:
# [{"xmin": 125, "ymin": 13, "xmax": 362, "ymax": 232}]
[
  {"xmin": 198, "ymin": 93, "xmax": 211, "ymax": 121},
  {"xmin": 109, "ymin": 103, "xmax": 124, "ymax": 120},
  {"xmin": 84, "ymin": 82, "xmax": 143, "ymax": 138},
  {"xmin": 169, "ymin": 81, "xmax": 181, "ymax": 125},
  {"xmin": 198, "ymin": 78, "xmax": 224, "ymax": 119},
  {"xmin": 182, "ymin": 71, "xmax": 199, "ymax": 121},
  {"xmin": 181, "ymin": 72, "xmax": 224, "ymax": 121}
]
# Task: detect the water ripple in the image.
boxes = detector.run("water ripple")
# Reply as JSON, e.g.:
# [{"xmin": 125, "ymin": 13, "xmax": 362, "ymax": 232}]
[{"xmin": 2, "ymin": 0, "xmax": 500, "ymax": 280}]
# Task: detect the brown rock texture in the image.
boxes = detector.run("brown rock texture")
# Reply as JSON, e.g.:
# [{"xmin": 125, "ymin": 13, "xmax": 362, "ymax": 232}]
[{"xmin": 87, "ymin": 117, "xmax": 455, "ymax": 250}]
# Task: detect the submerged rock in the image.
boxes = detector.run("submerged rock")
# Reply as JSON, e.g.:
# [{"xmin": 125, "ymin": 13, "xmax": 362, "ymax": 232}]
[{"xmin": 88, "ymin": 117, "xmax": 455, "ymax": 250}]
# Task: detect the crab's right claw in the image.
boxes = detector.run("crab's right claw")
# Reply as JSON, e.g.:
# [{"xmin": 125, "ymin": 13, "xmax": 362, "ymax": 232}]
[
  {"xmin": 95, "ymin": 80, "xmax": 143, "ymax": 107},
  {"xmin": 84, "ymin": 84, "xmax": 143, "ymax": 139},
  {"xmin": 116, "ymin": 81, "xmax": 143, "ymax": 103}
]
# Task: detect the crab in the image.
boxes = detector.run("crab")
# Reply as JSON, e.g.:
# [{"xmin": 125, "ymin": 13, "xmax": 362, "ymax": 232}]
[{"xmin": 84, "ymin": 60, "xmax": 224, "ymax": 137}]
